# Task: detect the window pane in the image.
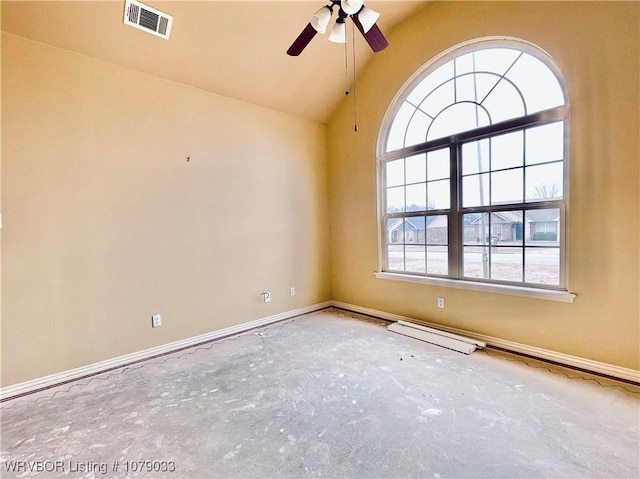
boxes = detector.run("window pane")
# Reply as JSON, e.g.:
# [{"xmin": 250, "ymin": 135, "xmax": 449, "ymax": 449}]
[
  {"xmin": 386, "ymin": 102, "xmax": 414, "ymax": 152},
  {"xmin": 462, "ymin": 173, "xmax": 490, "ymax": 207},
  {"xmin": 406, "ymin": 61, "xmax": 454, "ymax": 106},
  {"xmin": 406, "ymin": 183, "xmax": 426, "ymax": 212},
  {"xmin": 481, "ymin": 79, "xmax": 525, "ymax": 123},
  {"xmin": 491, "ymin": 210, "xmax": 523, "ymax": 242},
  {"xmin": 427, "ymin": 148, "xmax": 450, "ymax": 181},
  {"xmin": 405, "ymin": 245, "xmax": 426, "ymax": 273},
  {"xmin": 428, "ymin": 179, "xmax": 450, "ymax": 210},
  {"xmin": 406, "ymin": 154, "xmax": 426, "ymax": 183},
  {"xmin": 526, "ymin": 122, "xmax": 564, "ymax": 165},
  {"xmin": 387, "ymin": 218, "xmax": 403, "ymax": 244},
  {"xmin": 428, "ymin": 102, "xmax": 490, "ymax": 141},
  {"xmin": 387, "ymin": 245, "xmax": 404, "ymax": 271},
  {"xmin": 386, "ymin": 159, "xmax": 404, "ymax": 187},
  {"xmin": 525, "ymin": 247, "xmax": 560, "ymax": 285},
  {"xmin": 463, "ymin": 213, "xmax": 489, "ymax": 245},
  {"xmin": 473, "ymin": 48, "xmax": 521, "ymax": 77},
  {"xmin": 490, "ymin": 247, "xmax": 523, "ymax": 282},
  {"xmin": 463, "ymin": 246, "xmax": 490, "ymax": 279},
  {"xmin": 525, "ymin": 162, "xmax": 563, "ymax": 202},
  {"xmin": 387, "ymin": 186, "xmax": 404, "ymax": 213},
  {"xmin": 472, "ymin": 73, "xmax": 503, "ymax": 104},
  {"xmin": 426, "ymin": 216, "xmax": 448, "ymax": 275},
  {"xmin": 426, "ymin": 215, "xmax": 448, "ymax": 244},
  {"xmin": 455, "ymin": 52, "xmax": 476, "ymax": 75},
  {"xmin": 525, "ymin": 209, "xmax": 560, "ymax": 245},
  {"xmin": 386, "ymin": 218, "xmax": 405, "ymax": 271},
  {"xmin": 421, "ymin": 80, "xmax": 455, "ymax": 118},
  {"xmin": 462, "ymin": 139, "xmax": 490, "ymax": 175},
  {"xmin": 491, "ymin": 130, "xmax": 523, "ymax": 170},
  {"xmin": 427, "ymin": 246, "xmax": 448, "ymax": 275},
  {"xmin": 405, "ymin": 109, "xmax": 431, "ymax": 147},
  {"xmin": 405, "ymin": 217, "xmax": 426, "ymax": 244},
  {"xmin": 456, "ymin": 72, "xmax": 496, "ymax": 104},
  {"xmin": 455, "ymin": 73, "xmax": 478, "ymax": 103},
  {"xmin": 491, "ymin": 168, "xmax": 523, "ymax": 205},
  {"xmin": 506, "ymin": 54, "xmax": 565, "ymax": 114}
]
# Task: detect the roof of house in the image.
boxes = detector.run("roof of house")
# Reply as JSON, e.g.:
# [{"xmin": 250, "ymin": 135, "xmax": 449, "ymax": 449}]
[
  {"xmin": 389, "ymin": 209, "xmax": 558, "ymax": 232},
  {"xmin": 388, "ymin": 216, "xmax": 446, "ymax": 232},
  {"xmin": 526, "ymin": 209, "xmax": 560, "ymax": 222}
]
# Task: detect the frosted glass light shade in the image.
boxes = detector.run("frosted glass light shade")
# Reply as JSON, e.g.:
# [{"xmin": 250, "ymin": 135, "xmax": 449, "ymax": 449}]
[
  {"xmin": 328, "ymin": 21, "xmax": 346, "ymax": 43},
  {"xmin": 358, "ymin": 6, "xmax": 380, "ymax": 33},
  {"xmin": 310, "ymin": 6, "xmax": 332, "ymax": 34},
  {"xmin": 340, "ymin": 0, "xmax": 364, "ymax": 15}
]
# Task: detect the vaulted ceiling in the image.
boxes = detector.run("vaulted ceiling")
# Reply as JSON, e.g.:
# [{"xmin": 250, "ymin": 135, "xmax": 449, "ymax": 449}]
[{"xmin": 1, "ymin": 1, "xmax": 427, "ymax": 123}]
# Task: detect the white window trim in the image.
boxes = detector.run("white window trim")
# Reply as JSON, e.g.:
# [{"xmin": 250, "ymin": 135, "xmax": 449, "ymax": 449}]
[{"xmin": 374, "ymin": 271, "xmax": 576, "ymax": 303}]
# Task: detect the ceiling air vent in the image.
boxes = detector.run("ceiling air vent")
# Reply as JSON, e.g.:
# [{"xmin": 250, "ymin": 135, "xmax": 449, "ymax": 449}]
[{"xmin": 124, "ymin": 0, "xmax": 173, "ymax": 40}]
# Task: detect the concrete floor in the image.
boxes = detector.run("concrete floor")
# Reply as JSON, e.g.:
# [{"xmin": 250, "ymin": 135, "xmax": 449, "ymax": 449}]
[{"xmin": 1, "ymin": 308, "xmax": 639, "ymax": 478}]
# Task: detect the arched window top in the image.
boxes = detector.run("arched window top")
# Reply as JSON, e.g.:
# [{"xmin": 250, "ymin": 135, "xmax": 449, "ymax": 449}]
[{"xmin": 383, "ymin": 40, "xmax": 567, "ymax": 153}]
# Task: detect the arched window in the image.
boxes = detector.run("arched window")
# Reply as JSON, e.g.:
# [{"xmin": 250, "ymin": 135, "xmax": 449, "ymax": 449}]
[{"xmin": 377, "ymin": 39, "xmax": 570, "ymax": 294}]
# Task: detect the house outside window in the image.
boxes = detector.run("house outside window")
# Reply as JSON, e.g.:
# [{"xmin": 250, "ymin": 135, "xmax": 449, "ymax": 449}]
[{"xmin": 377, "ymin": 38, "xmax": 569, "ymax": 291}]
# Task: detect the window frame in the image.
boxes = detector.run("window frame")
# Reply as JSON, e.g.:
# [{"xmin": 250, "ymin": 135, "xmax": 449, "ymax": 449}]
[{"xmin": 376, "ymin": 38, "xmax": 575, "ymax": 302}]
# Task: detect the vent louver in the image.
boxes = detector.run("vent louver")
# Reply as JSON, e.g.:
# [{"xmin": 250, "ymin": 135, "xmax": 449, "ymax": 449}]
[{"xmin": 124, "ymin": 0, "xmax": 172, "ymax": 40}]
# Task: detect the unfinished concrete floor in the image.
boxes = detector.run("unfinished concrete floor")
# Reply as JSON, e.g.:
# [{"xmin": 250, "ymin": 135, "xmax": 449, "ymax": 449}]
[{"xmin": 1, "ymin": 308, "xmax": 639, "ymax": 478}]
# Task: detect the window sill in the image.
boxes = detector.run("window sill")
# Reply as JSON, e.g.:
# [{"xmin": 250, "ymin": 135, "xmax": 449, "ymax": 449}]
[{"xmin": 374, "ymin": 272, "xmax": 576, "ymax": 303}]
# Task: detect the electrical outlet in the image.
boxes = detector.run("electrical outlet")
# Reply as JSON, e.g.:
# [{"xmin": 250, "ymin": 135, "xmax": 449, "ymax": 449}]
[
  {"xmin": 261, "ymin": 292, "xmax": 271, "ymax": 303},
  {"xmin": 437, "ymin": 297, "xmax": 445, "ymax": 309},
  {"xmin": 152, "ymin": 314, "xmax": 162, "ymax": 328},
  {"xmin": 290, "ymin": 287, "xmax": 296, "ymax": 296}
]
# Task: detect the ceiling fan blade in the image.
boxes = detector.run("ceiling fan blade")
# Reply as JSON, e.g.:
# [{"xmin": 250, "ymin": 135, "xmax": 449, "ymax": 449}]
[
  {"xmin": 352, "ymin": 13, "xmax": 389, "ymax": 53},
  {"xmin": 287, "ymin": 23, "xmax": 318, "ymax": 56}
]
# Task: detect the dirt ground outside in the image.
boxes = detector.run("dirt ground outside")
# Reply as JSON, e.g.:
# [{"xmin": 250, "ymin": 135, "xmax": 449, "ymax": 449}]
[{"xmin": 387, "ymin": 244, "xmax": 560, "ymax": 285}]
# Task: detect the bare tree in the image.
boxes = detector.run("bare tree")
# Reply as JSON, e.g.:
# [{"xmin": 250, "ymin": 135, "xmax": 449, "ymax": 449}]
[{"xmin": 533, "ymin": 183, "xmax": 561, "ymax": 200}]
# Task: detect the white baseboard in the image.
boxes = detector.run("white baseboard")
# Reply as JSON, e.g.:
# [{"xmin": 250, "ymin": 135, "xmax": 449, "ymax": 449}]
[
  {"xmin": 3, "ymin": 299, "xmax": 637, "ymax": 402},
  {"xmin": 0, "ymin": 301, "xmax": 332, "ymax": 402},
  {"xmin": 331, "ymin": 301, "xmax": 640, "ymax": 384}
]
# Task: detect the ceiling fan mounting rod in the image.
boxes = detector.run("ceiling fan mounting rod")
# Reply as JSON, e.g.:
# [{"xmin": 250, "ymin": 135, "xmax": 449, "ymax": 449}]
[
  {"xmin": 323, "ymin": 0, "xmax": 355, "ymax": 13},
  {"xmin": 323, "ymin": 0, "xmax": 366, "ymax": 16}
]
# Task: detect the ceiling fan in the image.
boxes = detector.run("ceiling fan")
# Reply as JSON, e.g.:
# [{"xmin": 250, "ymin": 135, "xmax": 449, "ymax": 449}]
[{"xmin": 287, "ymin": 0, "xmax": 389, "ymax": 56}]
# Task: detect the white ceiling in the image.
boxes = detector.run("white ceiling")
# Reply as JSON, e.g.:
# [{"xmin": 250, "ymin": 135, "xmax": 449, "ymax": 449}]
[{"xmin": 2, "ymin": 1, "xmax": 427, "ymax": 123}]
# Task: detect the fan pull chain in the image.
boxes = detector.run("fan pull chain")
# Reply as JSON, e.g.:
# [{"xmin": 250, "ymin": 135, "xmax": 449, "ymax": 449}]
[
  {"xmin": 342, "ymin": 20, "xmax": 358, "ymax": 133},
  {"xmin": 351, "ymin": 20, "xmax": 358, "ymax": 132},
  {"xmin": 344, "ymin": 32, "xmax": 349, "ymax": 97}
]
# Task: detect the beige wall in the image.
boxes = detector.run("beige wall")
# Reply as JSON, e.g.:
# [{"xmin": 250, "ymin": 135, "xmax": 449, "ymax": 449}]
[
  {"xmin": 2, "ymin": 1, "xmax": 638, "ymax": 388},
  {"xmin": 1, "ymin": 34, "xmax": 331, "ymax": 386},
  {"xmin": 328, "ymin": 2, "xmax": 640, "ymax": 370}
]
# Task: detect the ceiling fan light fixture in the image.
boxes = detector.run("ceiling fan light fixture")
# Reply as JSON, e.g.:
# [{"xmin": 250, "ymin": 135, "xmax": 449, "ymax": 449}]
[
  {"xmin": 287, "ymin": 0, "xmax": 388, "ymax": 55},
  {"xmin": 358, "ymin": 6, "xmax": 380, "ymax": 33},
  {"xmin": 310, "ymin": 6, "xmax": 332, "ymax": 34},
  {"xmin": 328, "ymin": 20, "xmax": 346, "ymax": 43},
  {"xmin": 340, "ymin": 0, "xmax": 364, "ymax": 15}
]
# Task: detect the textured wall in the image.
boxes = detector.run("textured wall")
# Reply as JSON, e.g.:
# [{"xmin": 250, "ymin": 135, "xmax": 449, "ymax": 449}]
[{"xmin": 1, "ymin": 34, "xmax": 331, "ymax": 386}]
